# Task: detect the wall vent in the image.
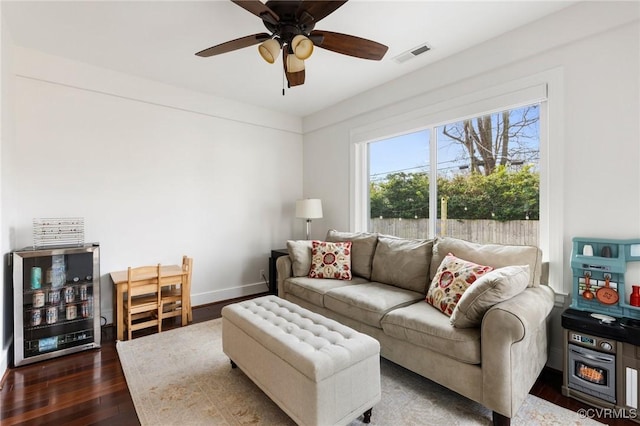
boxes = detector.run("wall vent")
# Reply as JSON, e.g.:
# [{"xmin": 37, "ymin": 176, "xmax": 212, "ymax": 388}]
[{"xmin": 393, "ymin": 43, "xmax": 431, "ymax": 64}]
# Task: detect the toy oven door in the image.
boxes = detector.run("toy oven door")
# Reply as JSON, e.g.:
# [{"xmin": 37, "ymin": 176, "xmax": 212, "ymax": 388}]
[{"xmin": 568, "ymin": 343, "xmax": 616, "ymax": 403}]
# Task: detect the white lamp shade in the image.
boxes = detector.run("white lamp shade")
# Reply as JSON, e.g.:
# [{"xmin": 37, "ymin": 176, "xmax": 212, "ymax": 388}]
[
  {"xmin": 292, "ymin": 35, "xmax": 314, "ymax": 60},
  {"xmin": 258, "ymin": 39, "xmax": 280, "ymax": 64},
  {"xmin": 286, "ymin": 53, "xmax": 305, "ymax": 73},
  {"xmin": 296, "ymin": 199, "xmax": 323, "ymax": 219}
]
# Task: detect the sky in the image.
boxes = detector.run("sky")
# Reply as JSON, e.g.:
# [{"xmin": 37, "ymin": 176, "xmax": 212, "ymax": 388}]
[
  {"xmin": 369, "ymin": 105, "xmax": 540, "ymax": 181},
  {"xmin": 369, "ymin": 131, "xmax": 430, "ymax": 181},
  {"xmin": 369, "ymin": 129, "xmax": 472, "ymax": 181}
]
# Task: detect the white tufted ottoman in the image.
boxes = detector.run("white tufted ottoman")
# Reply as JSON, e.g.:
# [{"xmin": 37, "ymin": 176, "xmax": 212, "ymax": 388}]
[{"xmin": 221, "ymin": 295, "xmax": 381, "ymax": 426}]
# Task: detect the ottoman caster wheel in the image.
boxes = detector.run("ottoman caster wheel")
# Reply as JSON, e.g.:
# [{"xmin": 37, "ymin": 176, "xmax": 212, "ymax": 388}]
[
  {"xmin": 363, "ymin": 408, "xmax": 372, "ymax": 424},
  {"xmin": 230, "ymin": 360, "xmax": 237, "ymax": 369}
]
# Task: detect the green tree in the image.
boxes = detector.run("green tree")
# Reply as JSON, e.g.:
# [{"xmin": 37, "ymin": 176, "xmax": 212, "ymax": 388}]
[
  {"xmin": 370, "ymin": 172, "xmax": 429, "ymax": 219},
  {"xmin": 371, "ymin": 166, "xmax": 538, "ymax": 221}
]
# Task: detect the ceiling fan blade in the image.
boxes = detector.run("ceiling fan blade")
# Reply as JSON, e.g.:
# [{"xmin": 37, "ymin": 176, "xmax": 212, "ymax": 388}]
[
  {"xmin": 297, "ymin": 1, "xmax": 348, "ymax": 25},
  {"xmin": 195, "ymin": 33, "xmax": 271, "ymax": 57},
  {"xmin": 283, "ymin": 51, "xmax": 305, "ymax": 87},
  {"xmin": 231, "ymin": 0, "xmax": 279, "ymax": 25},
  {"xmin": 311, "ymin": 30, "xmax": 388, "ymax": 60}
]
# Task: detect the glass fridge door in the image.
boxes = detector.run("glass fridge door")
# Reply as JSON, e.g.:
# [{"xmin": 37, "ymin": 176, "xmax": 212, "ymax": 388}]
[{"xmin": 13, "ymin": 245, "xmax": 100, "ymax": 366}]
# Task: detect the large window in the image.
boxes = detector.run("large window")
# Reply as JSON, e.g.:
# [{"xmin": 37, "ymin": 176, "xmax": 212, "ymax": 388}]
[
  {"xmin": 368, "ymin": 104, "xmax": 540, "ymax": 246},
  {"xmin": 352, "ymin": 75, "xmax": 565, "ymax": 294}
]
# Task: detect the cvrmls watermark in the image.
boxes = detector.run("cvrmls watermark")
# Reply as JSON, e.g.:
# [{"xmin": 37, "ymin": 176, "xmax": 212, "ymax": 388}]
[{"xmin": 578, "ymin": 407, "xmax": 637, "ymax": 420}]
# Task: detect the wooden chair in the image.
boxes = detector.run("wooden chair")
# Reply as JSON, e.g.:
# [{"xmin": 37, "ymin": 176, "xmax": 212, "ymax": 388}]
[
  {"xmin": 183, "ymin": 255, "xmax": 193, "ymax": 322},
  {"xmin": 124, "ymin": 264, "xmax": 162, "ymax": 340},
  {"xmin": 160, "ymin": 256, "xmax": 193, "ymax": 324}
]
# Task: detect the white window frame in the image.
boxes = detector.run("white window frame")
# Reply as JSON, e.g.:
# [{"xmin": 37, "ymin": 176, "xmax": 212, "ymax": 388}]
[{"xmin": 350, "ymin": 69, "xmax": 566, "ymax": 295}]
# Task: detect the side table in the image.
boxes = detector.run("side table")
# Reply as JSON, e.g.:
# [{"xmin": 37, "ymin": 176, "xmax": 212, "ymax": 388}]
[{"xmin": 269, "ymin": 248, "xmax": 289, "ymax": 295}]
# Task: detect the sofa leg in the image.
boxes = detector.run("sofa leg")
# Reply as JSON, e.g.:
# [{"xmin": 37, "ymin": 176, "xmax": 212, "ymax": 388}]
[
  {"xmin": 363, "ymin": 408, "xmax": 372, "ymax": 423},
  {"xmin": 230, "ymin": 360, "xmax": 237, "ymax": 369},
  {"xmin": 492, "ymin": 411, "xmax": 510, "ymax": 426}
]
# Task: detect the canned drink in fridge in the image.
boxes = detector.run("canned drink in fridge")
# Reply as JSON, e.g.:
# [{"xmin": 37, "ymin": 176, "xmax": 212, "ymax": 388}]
[
  {"xmin": 31, "ymin": 267, "xmax": 42, "ymax": 289},
  {"xmin": 33, "ymin": 291, "xmax": 45, "ymax": 308},
  {"xmin": 31, "ymin": 309, "xmax": 42, "ymax": 326},
  {"xmin": 51, "ymin": 255, "xmax": 65, "ymax": 288},
  {"xmin": 64, "ymin": 286, "xmax": 74, "ymax": 303},
  {"xmin": 66, "ymin": 304, "xmax": 77, "ymax": 320},
  {"xmin": 81, "ymin": 301, "xmax": 89, "ymax": 318},
  {"xmin": 49, "ymin": 289, "xmax": 61, "ymax": 305},
  {"xmin": 80, "ymin": 285, "xmax": 87, "ymax": 301},
  {"xmin": 46, "ymin": 306, "xmax": 58, "ymax": 324}
]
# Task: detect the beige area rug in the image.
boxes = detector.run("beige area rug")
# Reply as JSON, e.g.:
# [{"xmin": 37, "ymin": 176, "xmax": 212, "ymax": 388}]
[{"xmin": 117, "ymin": 319, "xmax": 602, "ymax": 426}]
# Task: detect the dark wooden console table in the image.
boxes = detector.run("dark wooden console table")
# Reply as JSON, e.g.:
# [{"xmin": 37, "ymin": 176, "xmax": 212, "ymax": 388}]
[{"xmin": 269, "ymin": 248, "xmax": 288, "ymax": 295}]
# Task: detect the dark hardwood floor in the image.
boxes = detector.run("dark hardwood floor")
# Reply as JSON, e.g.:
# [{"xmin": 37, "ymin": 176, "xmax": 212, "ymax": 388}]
[{"xmin": 1, "ymin": 296, "xmax": 637, "ymax": 425}]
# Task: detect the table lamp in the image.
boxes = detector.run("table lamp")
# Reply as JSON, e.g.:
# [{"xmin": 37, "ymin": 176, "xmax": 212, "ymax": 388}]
[{"xmin": 296, "ymin": 199, "xmax": 323, "ymax": 240}]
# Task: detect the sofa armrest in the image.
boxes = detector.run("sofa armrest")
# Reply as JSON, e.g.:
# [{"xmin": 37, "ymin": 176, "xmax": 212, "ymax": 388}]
[
  {"xmin": 481, "ymin": 285, "xmax": 555, "ymax": 417},
  {"xmin": 276, "ymin": 255, "xmax": 293, "ymax": 296}
]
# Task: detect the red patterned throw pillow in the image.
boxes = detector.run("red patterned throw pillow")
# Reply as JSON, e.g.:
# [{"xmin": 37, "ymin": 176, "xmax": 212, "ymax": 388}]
[
  {"xmin": 308, "ymin": 241, "xmax": 353, "ymax": 280},
  {"xmin": 425, "ymin": 253, "xmax": 493, "ymax": 316}
]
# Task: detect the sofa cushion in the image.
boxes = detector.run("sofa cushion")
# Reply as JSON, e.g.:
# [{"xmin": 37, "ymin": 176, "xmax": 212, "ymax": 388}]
[
  {"xmin": 381, "ymin": 302, "xmax": 482, "ymax": 364},
  {"xmin": 324, "ymin": 283, "xmax": 424, "ymax": 328},
  {"xmin": 425, "ymin": 253, "xmax": 494, "ymax": 316},
  {"xmin": 450, "ymin": 265, "xmax": 530, "ymax": 328},
  {"xmin": 326, "ymin": 229, "xmax": 378, "ymax": 279},
  {"xmin": 430, "ymin": 237, "xmax": 542, "ymax": 287},
  {"xmin": 284, "ymin": 276, "xmax": 367, "ymax": 308},
  {"xmin": 370, "ymin": 236, "xmax": 434, "ymax": 293},
  {"xmin": 287, "ymin": 240, "xmax": 313, "ymax": 277},
  {"xmin": 309, "ymin": 241, "xmax": 353, "ymax": 280}
]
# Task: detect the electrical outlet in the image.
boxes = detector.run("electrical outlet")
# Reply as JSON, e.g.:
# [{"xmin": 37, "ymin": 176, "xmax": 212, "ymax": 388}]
[{"xmin": 259, "ymin": 269, "xmax": 265, "ymax": 280}]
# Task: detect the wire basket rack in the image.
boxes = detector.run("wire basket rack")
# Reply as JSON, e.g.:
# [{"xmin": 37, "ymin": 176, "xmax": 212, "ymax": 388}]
[{"xmin": 33, "ymin": 218, "xmax": 85, "ymax": 248}]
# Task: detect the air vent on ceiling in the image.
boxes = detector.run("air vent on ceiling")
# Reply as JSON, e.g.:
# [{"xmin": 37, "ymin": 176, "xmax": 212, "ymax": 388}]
[{"xmin": 393, "ymin": 43, "xmax": 431, "ymax": 64}]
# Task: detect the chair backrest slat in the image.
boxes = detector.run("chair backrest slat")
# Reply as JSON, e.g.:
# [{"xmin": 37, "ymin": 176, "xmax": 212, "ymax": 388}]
[
  {"xmin": 127, "ymin": 264, "xmax": 162, "ymax": 305},
  {"xmin": 182, "ymin": 256, "xmax": 193, "ymax": 285}
]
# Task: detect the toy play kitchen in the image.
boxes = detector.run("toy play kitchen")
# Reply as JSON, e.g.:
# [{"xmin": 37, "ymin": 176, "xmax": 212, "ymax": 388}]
[{"xmin": 562, "ymin": 237, "xmax": 640, "ymax": 421}]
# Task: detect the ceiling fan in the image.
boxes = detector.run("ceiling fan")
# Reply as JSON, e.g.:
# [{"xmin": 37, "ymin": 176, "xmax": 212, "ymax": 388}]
[{"xmin": 195, "ymin": 0, "xmax": 388, "ymax": 88}]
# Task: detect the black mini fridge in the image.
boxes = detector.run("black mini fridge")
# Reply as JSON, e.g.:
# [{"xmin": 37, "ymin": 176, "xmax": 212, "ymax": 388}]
[{"xmin": 11, "ymin": 244, "xmax": 101, "ymax": 366}]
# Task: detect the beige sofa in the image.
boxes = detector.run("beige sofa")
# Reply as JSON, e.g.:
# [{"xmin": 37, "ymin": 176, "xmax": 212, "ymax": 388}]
[{"xmin": 276, "ymin": 230, "xmax": 555, "ymax": 425}]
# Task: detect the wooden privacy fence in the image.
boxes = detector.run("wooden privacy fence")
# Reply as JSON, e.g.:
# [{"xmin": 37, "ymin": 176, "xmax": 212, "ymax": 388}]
[{"xmin": 370, "ymin": 218, "xmax": 539, "ymax": 246}]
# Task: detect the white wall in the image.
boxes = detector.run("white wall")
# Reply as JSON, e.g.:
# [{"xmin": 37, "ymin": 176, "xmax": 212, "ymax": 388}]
[
  {"xmin": 1, "ymin": 0, "xmax": 637, "ymax": 379},
  {"xmin": 1, "ymin": 46, "xmax": 305, "ymax": 352},
  {"xmin": 302, "ymin": 1, "xmax": 640, "ymax": 370},
  {"xmin": 0, "ymin": 1, "xmax": 15, "ymax": 378}
]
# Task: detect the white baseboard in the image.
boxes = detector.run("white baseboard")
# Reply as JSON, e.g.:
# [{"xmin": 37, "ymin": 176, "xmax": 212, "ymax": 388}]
[
  {"xmin": 101, "ymin": 308, "xmax": 113, "ymax": 326},
  {"xmin": 1, "ymin": 341, "xmax": 11, "ymax": 386},
  {"xmin": 191, "ymin": 282, "xmax": 268, "ymax": 307}
]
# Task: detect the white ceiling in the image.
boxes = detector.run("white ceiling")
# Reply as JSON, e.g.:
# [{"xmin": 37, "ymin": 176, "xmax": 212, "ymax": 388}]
[{"xmin": 2, "ymin": 0, "xmax": 577, "ymax": 118}]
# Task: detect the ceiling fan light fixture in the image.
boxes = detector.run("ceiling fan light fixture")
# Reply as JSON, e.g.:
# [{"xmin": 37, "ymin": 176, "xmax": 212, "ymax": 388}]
[
  {"xmin": 286, "ymin": 53, "xmax": 305, "ymax": 73},
  {"xmin": 196, "ymin": 1, "xmax": 389, "ymax": 88},
  {"xmin": 292, "ymin": 34, "xmax": 314, "ymax": 60},
  {"xmin": 258, "ymin": 39, "xmax": 280, "ymax": 64}
]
